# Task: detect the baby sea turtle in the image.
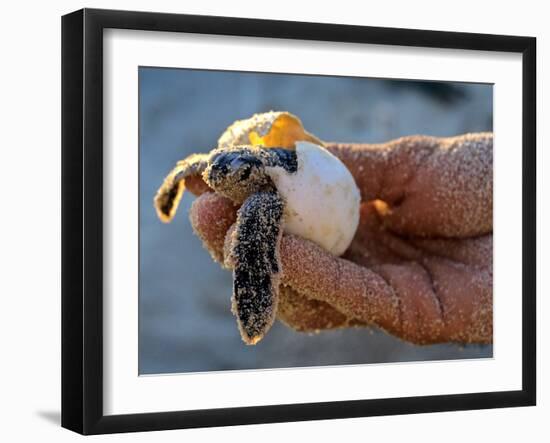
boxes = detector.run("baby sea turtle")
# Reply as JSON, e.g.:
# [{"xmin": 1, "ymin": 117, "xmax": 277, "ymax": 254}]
[{"xmin": 154, "ymin": 112, "xmax": 360, "ymax": 344}]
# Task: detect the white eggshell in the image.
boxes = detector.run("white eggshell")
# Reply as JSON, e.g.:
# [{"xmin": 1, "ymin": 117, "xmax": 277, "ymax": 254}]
[{"xmin": 266, "ymin": 141, "xmax": 361, "ymax": 256}]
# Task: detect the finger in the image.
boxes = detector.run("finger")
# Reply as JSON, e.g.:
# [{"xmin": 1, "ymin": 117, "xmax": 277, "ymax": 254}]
[
  {"xmin": 410, "ymin": 235, "xmax": 493, "ymax": 268},
  {"xmin": 280, "ymin": 235, "xmax": 492, "ymax": 344},
  {"xmin": 279, "ymin": 235, "xmax": 402, "ymax": 336},
  {"xmin": 186, "ymin": 174, "xmax": 212, "ymax": 196},
  {"xmin": 418, "ymin": 257, "xmax": 492, "ymax": 343},
  {"xmin": 277, "ymin": 285, "xmax": 359, "ymax": 332},
  {"xmin": 346, "ymin": 202, "xmax": 493, "ymax": 269},
  {"xmin": 326, "ymin": 133, "xmax": 493, "ymax": 237},
  {"xmin": 189, "ymin": 193, "xmax": 238, "ymax": 263}
]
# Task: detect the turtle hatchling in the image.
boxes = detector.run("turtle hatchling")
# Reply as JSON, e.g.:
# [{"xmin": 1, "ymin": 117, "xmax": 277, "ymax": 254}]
[{"xmin": 154, "ymin": 112, "xmax": 361, "ymax": 345}]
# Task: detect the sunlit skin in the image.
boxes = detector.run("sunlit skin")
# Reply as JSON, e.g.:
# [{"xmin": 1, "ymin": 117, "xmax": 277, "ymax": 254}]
[{"xmin": 188, "ymin": 134, "xmax": 493, "ymax": 345}]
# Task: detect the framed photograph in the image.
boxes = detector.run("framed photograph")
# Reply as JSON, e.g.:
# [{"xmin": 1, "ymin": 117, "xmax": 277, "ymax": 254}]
[{"xmin": 61, "ymin": 8, "xmax": 536, "ymax": 434}]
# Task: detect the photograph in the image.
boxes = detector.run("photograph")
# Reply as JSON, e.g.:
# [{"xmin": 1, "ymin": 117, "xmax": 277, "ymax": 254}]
[
  {"xmin": 56, "ymin": 5, "xmax": 539, "ymax": 437},
  {"xmin": 139, "ymin": 67, "xmax": 494, "ymax": 375}
]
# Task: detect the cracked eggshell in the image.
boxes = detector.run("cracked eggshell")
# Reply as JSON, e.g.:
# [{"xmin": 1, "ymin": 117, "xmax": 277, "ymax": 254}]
[{"xmin": 266, "ymin": 141, "xmax": 361, "ymax": 256}]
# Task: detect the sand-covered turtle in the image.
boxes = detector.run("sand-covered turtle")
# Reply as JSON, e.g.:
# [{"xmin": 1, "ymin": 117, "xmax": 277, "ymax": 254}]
[{"xmin": 154, "ymin": 112, "xmax": 361, "ymax": 344}]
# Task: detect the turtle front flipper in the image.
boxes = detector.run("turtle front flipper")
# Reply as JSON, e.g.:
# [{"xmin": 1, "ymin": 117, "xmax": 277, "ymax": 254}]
[
  {"xmin": 154, "ymin": 153, "xmax": 209, "ymax": 222},
  {"xmin": 230, "ymin": 190, "xmax": 285, "ymax": 345}
]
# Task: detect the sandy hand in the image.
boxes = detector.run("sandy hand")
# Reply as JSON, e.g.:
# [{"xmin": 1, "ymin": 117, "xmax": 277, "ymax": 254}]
[{"xmin": 189, "ymin": 133, "xmax": 493, "ymax": 345}]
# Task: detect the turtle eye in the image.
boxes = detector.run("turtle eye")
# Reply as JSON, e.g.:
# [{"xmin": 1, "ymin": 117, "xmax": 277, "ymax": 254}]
[
  {"xmin": 229, "ymin": 153, "xmax": 262, "ymax": 170},
  {"xmin": 208, "ymin": 150, "xmax": 264, "ymax": 187},
  {"xmin": 227, "ymin": 155, "xmax": 261, "ymax": 182},
  {"xmin": 218, "ymin": 152, "xmax": 260, "ymax": 172},
  {"xmin": 239, "ymin": 163, "xmax": 252, "ymax": 181},
  {"xmin": 208, "ymin": 153, "xmax": 230, "ymax": 177}
]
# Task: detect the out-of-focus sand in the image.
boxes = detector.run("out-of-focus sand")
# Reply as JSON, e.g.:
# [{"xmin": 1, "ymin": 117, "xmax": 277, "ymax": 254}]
[{"xmin": 139, "ymin": 68, "xmax": 493, "ymax": 374}]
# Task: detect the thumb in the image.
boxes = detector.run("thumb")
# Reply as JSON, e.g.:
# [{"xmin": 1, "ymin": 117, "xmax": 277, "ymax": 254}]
[
  {"xmin": 327, "ymin": 133, "xmax": 493, "ymax": 238},
  {"xmin": 189, "ymin": 193, "xmax": 238, "ymax": 264}
]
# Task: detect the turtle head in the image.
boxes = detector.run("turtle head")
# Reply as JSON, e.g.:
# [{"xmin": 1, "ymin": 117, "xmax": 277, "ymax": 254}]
[{"xmin": 204, "ymin": 147, "xmax": 272, "ymax": 202}]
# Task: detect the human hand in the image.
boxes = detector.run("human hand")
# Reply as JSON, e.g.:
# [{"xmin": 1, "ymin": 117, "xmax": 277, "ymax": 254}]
[{"xmin": 187, "ymin": 133, "xmax": 493, "ymax": 345}]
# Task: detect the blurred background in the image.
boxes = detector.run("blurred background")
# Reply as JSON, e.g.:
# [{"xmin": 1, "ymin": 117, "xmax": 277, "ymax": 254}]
[{"xmin": 139, "ymin": 67, "xmax": 493, "ymax": 375}]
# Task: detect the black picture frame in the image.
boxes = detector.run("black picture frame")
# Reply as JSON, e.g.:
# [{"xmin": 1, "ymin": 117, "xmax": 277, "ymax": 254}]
[{"xmin": 61, "ymin": 8, "xmax": 536, "ymax": 435}]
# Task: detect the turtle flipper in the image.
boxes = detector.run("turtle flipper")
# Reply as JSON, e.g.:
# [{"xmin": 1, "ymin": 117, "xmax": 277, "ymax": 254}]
[
  {"xmin": 230, "ymin": 190, "xmax": 285, "ymax": 344},
  {"xmin": 154, "ymin": 153, "xmax": 209, "ymax": 222}
]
